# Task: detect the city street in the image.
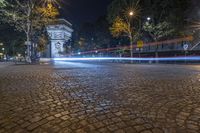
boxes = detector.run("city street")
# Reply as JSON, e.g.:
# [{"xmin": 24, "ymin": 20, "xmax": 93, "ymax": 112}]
[{"xmin": 1, "ymin": 62, "xmax": 200, "ymax": 133}]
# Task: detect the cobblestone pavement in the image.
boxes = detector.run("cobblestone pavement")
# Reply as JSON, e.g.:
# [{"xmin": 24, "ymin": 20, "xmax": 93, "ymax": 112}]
[{"xmin": 1, "ymin": 62, "xmax": 200, "ymax": 133}]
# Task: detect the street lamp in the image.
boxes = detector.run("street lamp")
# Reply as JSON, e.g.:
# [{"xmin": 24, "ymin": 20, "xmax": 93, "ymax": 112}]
[
  {"xmin": 129, "ymin": 11, "xmax": 134, "ymax": 60},
  {"xmin": 129, "ymin": 11, "xmax": 134, "ymax": 16},
  {"xmin": 147, "ymin": 17, "xmax": 151, "ymax": 21}
]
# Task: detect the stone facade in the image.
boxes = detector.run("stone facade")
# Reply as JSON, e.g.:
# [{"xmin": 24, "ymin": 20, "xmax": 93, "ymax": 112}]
[{"xmin": 45, "ymin": 19, "xmax": 73, "ymax": 58}]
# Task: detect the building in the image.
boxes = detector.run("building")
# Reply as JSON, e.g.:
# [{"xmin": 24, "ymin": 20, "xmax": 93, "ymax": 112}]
[{"xmin": 44, "ymin": 19, "xmax": 73, "ymax": 58}]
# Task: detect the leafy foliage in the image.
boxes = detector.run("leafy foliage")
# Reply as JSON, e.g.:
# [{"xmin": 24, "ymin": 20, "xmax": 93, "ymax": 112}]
[
  {"xmin": 108, "ymin": 0, "xmax": 141, "ymax": 46},
  {"xmin": 107, "ymin": 0, "xmax": 140, "ymax": 24},
  {"xmin": 110, "ymin": 16, "xmax": 131, "ymax": 38},
  {"xmin": 143, "ymin": 21, "xmax": 175, "ymax": 41},
  {"xmin": 94, "ymin": 17, "xmax": 111, "ymax": 49},
  {"xmin": 107, "ymin": 0, "xmax": 191, "ymax": 42},
  {"xmin": 142, "ymin": 0, "xmax": 190, "ymax": 35},
  {"xmin": 110, "ymin": 16, "xmax": 140, "ymax": 46},
  {"xmin": 0, "ymin": 24, "xmax": 26, "ymax": 56},
  {"xmin": 36, "ymin": 4, "xmax": 59, "ymax": 19},
  {"xmin": 37, "ymin": 31, "xmax": 49, "ymax": 52},
  {"xmin": 0, "ymin": 0, "xmax": 7, "ymax": 7},
  {"xmin": 0, "ymin": 0, "xmax": 59, "ymax": 58},
  {"xmin": 1, "ymin": 1, "xmax": 59, "ymax": 33}
]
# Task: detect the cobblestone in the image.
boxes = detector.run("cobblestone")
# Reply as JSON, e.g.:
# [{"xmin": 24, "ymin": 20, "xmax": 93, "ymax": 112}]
[{"xmin": 1, "ymin": 63, "xmax": 200, "ymax": 132}]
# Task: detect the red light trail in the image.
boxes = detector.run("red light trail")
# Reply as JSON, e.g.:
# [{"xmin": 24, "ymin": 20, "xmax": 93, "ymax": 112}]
[{"xmin": 69, "ymin": 36, "xmax": 193, "ymax": 56}]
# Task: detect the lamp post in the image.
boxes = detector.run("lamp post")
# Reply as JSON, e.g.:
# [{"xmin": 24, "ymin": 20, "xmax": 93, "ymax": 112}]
[
  {"xmin": 129, "ymin": 11, "xmax": 134, "ymax": 60},
  {"xmin": 147, "ymin": 17, "xmax": 151, "ymax": 21},
  {"xmin": 25, "ymin": 19, "xmax": 31, "ymax": 63}
]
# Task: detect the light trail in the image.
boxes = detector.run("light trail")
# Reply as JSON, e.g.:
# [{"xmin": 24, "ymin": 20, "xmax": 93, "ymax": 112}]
[
  {"xmin": 70, "ymin": 36, "xmax": 193, "ymax": 56},
  {"xmin": 53, "ymin": 56, "xmax": 200, "ymax": 61}
]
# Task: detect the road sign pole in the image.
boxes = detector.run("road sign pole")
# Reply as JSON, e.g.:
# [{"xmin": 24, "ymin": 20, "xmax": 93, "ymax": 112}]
[
  {"xmin": 137, "ymin": 40, "xmax": 144, "ymax": 64},
  {"xmin": 139, "ymin": 48, "xmax": 141, "ymax": 63},
  {"xmin": 183, "ymin": 44, "xmax": 189, "ymax": 64},
  {"xmin": 184, "ymin": 51, "xmax": 188, "ymax": 64}
]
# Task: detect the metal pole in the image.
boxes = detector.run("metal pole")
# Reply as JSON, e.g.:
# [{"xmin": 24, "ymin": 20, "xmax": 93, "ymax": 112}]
[
  {"xmin": 129, "ymin": 13, "xmax": 133, "ymax": 63},
  {"xmin": 184, "ymin": 51, "xmax": 187, "ymax": 64},
  {"xmin": 130, "ymin": 39, "xmax": 133, "ymax": 63},
  {"xmin": 26, "ymin": 21, "xmax": 31, "ymax": 63},
  {"xmin": 130, "ymin": 42, "xmax": 133, "ymax": 58},
  {"xmin": 26, "ymin": 0, "xmax": 31, "ymax": 63},
  {"xmin": 139, "ymin": 48, "xmax": 141, "ymax": 63}
]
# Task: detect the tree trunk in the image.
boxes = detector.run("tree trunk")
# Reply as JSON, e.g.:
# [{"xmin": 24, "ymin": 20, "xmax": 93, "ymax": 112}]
[
  {"xmin": 26, "ymin": 1, "xmax": 32, "ymax": 63},
  {"xmin": 130, "ymin": 36, "xmax": 133, "ymax": 63}
]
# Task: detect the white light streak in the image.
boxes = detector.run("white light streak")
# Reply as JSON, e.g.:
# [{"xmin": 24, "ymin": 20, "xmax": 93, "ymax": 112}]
[{"xmin": 53, "ymin": 56, "xmax": 200, "ymax": 61}]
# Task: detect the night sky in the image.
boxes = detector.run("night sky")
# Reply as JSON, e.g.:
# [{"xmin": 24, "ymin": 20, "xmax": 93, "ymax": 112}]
[
  {"xmin": 61, "ymin": 0, "xmax": 112, "ymax": 26},
  {"xmin": 60, "ymin": 0, "xmax": 200, "ymax": 27}
]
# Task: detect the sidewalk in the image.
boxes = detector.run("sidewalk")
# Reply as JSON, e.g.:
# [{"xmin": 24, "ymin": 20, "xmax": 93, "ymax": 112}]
[{"xmin": 0, "ymin": 62, "xmax": 13, "ymax": 68}]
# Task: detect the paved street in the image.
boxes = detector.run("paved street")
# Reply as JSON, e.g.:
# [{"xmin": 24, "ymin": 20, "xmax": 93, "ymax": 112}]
[{"xmin": 1, "ymin": 62, "xmax": 200, "ymax": 133}]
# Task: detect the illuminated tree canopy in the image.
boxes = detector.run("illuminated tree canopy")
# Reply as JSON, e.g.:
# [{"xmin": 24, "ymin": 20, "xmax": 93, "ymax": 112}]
[
  {"xmin": 143, "ymin": 21, "xmax": 175, "ymax": 41},
  {"xmin": 110, "ymin": 16, "xmax": 139, "ymax": 45},
  {"xmin": 107, "ymin": 0, "xmax": 190, "ymax": 42},
  {"xmin": 1, "ymin": 0, "xmax": 59, "ymax": 32},
  {"xmin": 107, "ymin": 0, "xmax": 140, "ymax": 24},
  {"xmin": 37, "ymin": 3, "xmax": 59, "ymax": 19},
  {"xmin": 0, "ymin": 0, "xmax": 7, "ymax": 7},
  {"xmin": 0, "ymin": 0, "xmax": 59, "ymax": 60},
  {"xmin": 110, "ymin": 16, "xmax": 131, "ymax": 38}
]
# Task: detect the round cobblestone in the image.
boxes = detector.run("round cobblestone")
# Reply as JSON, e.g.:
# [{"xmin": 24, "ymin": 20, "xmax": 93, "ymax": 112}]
[{"xmin": 0, "ymin": 63, "xmax": 200, "ymax": 133}]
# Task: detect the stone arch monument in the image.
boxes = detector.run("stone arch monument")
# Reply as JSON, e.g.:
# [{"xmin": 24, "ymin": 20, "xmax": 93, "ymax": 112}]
[{"xmin": 45, "ymin": 19, "xmax": 73, "ymax": 58}]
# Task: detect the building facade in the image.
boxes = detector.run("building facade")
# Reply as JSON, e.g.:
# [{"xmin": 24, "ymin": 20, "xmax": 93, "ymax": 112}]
[{"xmin": 45, "ymin": 19, "xmax": 73, "ymax": 58}]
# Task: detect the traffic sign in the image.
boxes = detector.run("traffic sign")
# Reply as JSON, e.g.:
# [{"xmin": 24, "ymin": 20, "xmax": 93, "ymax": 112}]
[
  {"xmin": 183, "ymin": 44, "xmax": 189, "ymax": 51},
  {"xmin": 137, "ymin": 40, "xmax": 144, "ymax": 48},
  {"xmin": 136, "ymin": 48, "xmax": 140, "ymax": 51}
]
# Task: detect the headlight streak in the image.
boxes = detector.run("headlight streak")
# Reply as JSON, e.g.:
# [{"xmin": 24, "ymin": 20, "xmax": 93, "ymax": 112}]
[
  {"xmin": 69, "ymin": 36, "xmax": 193, "ymax": 56},
  {"xmin": 53, "ymin": 56, "xmax": 200, "ymax": 61}
]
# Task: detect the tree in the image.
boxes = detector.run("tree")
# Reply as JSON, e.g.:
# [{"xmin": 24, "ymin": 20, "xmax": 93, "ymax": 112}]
[
  {"xmin": 108, "ymin": 0, "xmax": 190, "ymax": 41},
  {"xmin": 74, "ymin": 22, "xmax": 95, "ymax": 51},
  {"xmin": 141, "ymin": 0, "xmax": 190, "ymax": 36},
  {"xmin": 94, "ymin": 16, "xmax": 111, "ymax": 49},
  {"xmin": 0, "ymin": 0, "xmax": 7, "ymax": 7},
  {"xmin": 37, "ymin": 32, "xmax": 49, "ymax": 52},
  {"xmin": 72, "ymin": 16, "xmax": 112, "ymax": 54},
  {"xmin": 107, "ymin": 0, "xmax": 140, "ymax": 24},
  {"xmin": 32, "ymin": 3, "xmax": 59, "ymax": 50},
  {"xmin": 0, "ymin": 0, "xmax": 59, "ymax": 62},
  {"xmin": 140, "ymin": 0, "xmax": 189, "ymax": 58},
  {"xmin": 143, "ymin": 21, "xmax": 175, "ymax": 41},
  {"xmin": 36, "ymin": 3, "xmax": 59, "ymax": 20},
  {"xmin": 108, "ymin": 0, "xmax": 141, "ymax": 58},
  {"xmin": 0, "ymin": 23, "xmax": 26, "ymax": 56},
  {"xmin": 110, "ymin": 15, "xmax": 140, "ymax": 57},
  {"xmin": 110, "ymin": 16, "xmax": 139, "ymax": 41}
]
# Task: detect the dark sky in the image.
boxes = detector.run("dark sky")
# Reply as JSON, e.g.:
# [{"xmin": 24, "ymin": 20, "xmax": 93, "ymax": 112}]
[{"xmin": 61, "ymin": 0, "xmax": 112, "ymax": 26}]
